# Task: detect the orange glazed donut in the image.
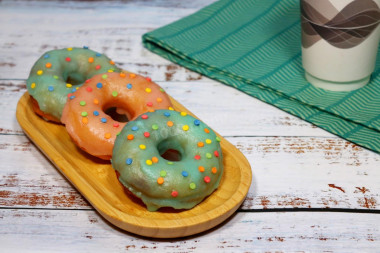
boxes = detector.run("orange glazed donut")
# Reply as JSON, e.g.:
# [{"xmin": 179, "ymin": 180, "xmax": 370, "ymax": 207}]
[{"xmin": 61, "ymin": 72, "xmax": 173, "ymax": 160}]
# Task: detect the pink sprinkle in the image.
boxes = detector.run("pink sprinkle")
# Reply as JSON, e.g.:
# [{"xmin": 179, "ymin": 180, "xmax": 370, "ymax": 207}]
[
  {"xmin": 113, "ymin": 123, "xmax": 119, "ymax": 128},
  {"xmin": 65, "ymin": 57, "xmax": 71, "ymax": 62},
  {"xmin": 86, "ymin": 87, "xmax": 93, "ymax": 92},
  {"xmin": 171, "ymin": 191, "xmax": 178, "ymax": 197},
  {"xmin": 67, "ymin": 93, "xmax": 72, "ymax": 98},
  {"xmin": 141, "ymin": 114, "xmax": 148, "ymax": 119},
  {"xmin": 95, "ymin": 65, "xmax": 101, "ymax": 70},
  {"xmin": 204, "ymin": 176, "xmax": 211, "ymax": 183},
  {"xmin": 194, "ymin": 155, "xmax": 201, "ymax": 160},
  {"xmin": 146, "ymin": 102, "xmax": 153, "ymax": 107},
  {"xmin": 144, "ymin": 132, "xmax": 150, "ymax": 138}
]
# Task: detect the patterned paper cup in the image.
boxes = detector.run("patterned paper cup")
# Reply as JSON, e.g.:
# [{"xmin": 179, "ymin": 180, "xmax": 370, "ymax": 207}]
[{"xmin": 301, "ymin": 0, "xmax": 380, "ymax": 91}]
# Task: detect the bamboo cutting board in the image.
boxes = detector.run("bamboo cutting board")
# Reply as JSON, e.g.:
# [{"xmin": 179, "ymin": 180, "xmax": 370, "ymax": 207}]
[{"xmin": 16, "ymin": 92, "xmax": 252, "ymax": 238}]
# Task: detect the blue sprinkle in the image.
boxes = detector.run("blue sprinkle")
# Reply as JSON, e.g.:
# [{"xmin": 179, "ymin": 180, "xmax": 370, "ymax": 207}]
[
  {"xmin": 93, "ymin": 110, "xmax": 99, "ymax": 116},
  {"xmin": 101, "ymin": 117, "xmax": 107, "ymax": 123},
  {"xmin": 164, "ymin": 112, "xmax": 171, "ymax": 117},
  {"xmin": 131, "ymin": 126, "xmax": 138, "ymax": 131},
  {"xmin": 83, "ymin": 46, "xmax": 89, "ymax": 49},
  {"xmin": 194, "ymin": 119, "xmax": 201, "ymax": 126},
  {"xmin": 70, "ymin": 95, "xmax": 75, "ymax": 100},
  {"xmin": 48, "ymin": 86, "xmax": 54, "ymax": 92},
  {"xmin": 126, "ymin": 83, "xmax": 132, "ymax": 89},
  {"xmin": 44, "ymin": 54, "xmax": 49, "ymax": 59},
  {"xmin": 71, "ymin": 88, "xmax": 77, "ymax": 93},
  {"xmin": 126, "ymin": 158, "xmax": 133, "ymax": 165},
  {"xmin": 96, "ymin": 53, "xmax": 101, "ymax": 57},
  {"xmin": 96, "ymin": 82, "xmax": 103, "ymax": 89},
  {"xmin": 182, "ymin": 171, "xmax": 188, "ymax": 177}
]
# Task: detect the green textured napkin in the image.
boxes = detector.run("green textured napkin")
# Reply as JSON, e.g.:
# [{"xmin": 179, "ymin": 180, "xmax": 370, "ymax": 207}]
[{"xmin": 142, "ymin": 0, "xmax": 380, "ymax": 153}]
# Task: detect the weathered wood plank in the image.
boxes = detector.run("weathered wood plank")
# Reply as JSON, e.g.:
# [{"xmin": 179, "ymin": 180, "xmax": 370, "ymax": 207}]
[
  {"xmin": 0, "ymin": 80, "xmax": 330, "ymax": 137},
  {"xmin": 0, "ymin": 209, "xmax": 379, "ymax": 252},
  {"xmin": 1, "ymin": 134, "xmax": 379, "ymax": 210},
  {"xmin": 0, "ymin": 0, "xmax": 211, "ymax": 81}
]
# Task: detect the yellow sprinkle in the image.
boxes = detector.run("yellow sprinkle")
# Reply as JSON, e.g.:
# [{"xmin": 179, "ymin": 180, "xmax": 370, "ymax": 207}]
[
  {"xmin": 167, "ymin": 121, "xmax": 173, "ymax": 127},
  {"xmin": 206, "ymin": 139, "xmax": 212, "ymax": 144},
  {"xmin": 145, "ymin": 88, "xmax": 152, "ymax": 93},
  {"xmin": 66, "ymin": 83, "xmax": 72, "ymax": 88},
  {"xmin": 168, "ymin": 107, "xmax": 174, "ymax": 111},
  {"xmin": 157, "ymin": 97, "xmax": 162, "ymax": 103},
  {"xmin": 37, "ymin": 70, "xmax": 43, "ymax": 75},
  {"xmin": 182, "ymin": 125, "xmax": 189, "ymax": 131},
  {"xmin": 67, "ymin": 47, "xmax": 73, "ymax": 51},
  {"xmin": 31, "ymin": 83, "xmax": 36, "ymax": 89},
  {"xmin": 104, "ymin": 133, "xmax": 111, "ymax": 139},
  {"xmin": 139, "ymin": 144, "xmax": 146, "ymax": 150},
  {"xmin": 180, "ymin": 112, "xmax": 187, "ymax": 116},
  {"xmin": 157, "ymin": 177, "xmax": 164, "ymax": 185},
  {"xmin": 93, "ymin": 99, "xmax": 99, "ymax": 105},
  {"xmin": 88, "ymin": 57, "xmax": 94, "ymax": 63},
  {"xmin": 146, "ymin": 160, "xmax": 153, "ymax": 165},
  {"xmin": 119, "ymin": 72, "xmax": 126, "ymax": 78},
  {"xmin": 129, "ymin": 73, "xmax": 136, "ymax": 78},
  {"xmin": 76, "ymin": 87, "xmax": 79, "ymax": 90},
  {"xmin": 107, "ymin": 69, "xmax": 114, "ymax": 73},
  {"xmin": 148, "ymin": 109, "xmax": 155, "ymax": 113},
  {"xmin": 82, "ymin": 117, "xmax": 88, "ymax": 124}
]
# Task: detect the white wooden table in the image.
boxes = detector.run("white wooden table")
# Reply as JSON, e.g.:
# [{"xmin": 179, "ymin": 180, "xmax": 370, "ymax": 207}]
[{"xmin": 0, "ymin": 1, "xmax": 379, "ymax": 252}]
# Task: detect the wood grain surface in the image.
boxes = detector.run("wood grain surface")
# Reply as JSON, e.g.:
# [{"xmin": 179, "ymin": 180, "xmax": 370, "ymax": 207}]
[{"xmin": 0, "ymin": 0, "xmax": 379, "ymax": 251}]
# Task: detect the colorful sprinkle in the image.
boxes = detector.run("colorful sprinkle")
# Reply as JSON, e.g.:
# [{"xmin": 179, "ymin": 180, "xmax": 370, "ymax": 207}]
[
  {"xmin": 86, "ymin": 87, "xmax": 92, "ymax": 92},
  {"xmin": 146, "ymin": 77, "xmax": 152, "ymax": 82},
  {"xmin": 95, "ymin": 65, "xmax": 101, "ymax": 70},
  {"xmin": 168, "ymin": 107, "xmax": 174, "ymax": 111},
  {"xmin": 197, "ymin": 142, "xmax": 204, "ymax": 147},
  {"xmin": 112, "ymin": 91, "xmax": 118, "ymax": 97},
  {"xmin": 101, "ymin": 117, "xmax": 107, "ymax": 123},
  {"xmin": 120, "ymin": 72, "xmax": 126, "ymax": 78},
  {"xmin": 189, "ymin": 183, "xmax": 196, "ymax": 190},
  {"xmin": 139, "ymin": 144, "xmax": 146, "ymax": 150},
  {"xmin": 83, "ymin": 46, "xmax": 89, "ymax": 49},
  {"xmin": 53, "ymin": 75, "xmax": 59, "ymax": 80},
  {"xmin": 93, "ymin": 110, "xmax": 99, "ymax": 116},
  {"xmin": 157, "ymin": 97, "xmax": 163, "ymax": 103},
  {"xmin": 66, "ymin": 83, "xmax": 72, "ymax": 88},
  {"xmin": 146, "ymin": 102, "xmax": 153, "ymax": 107},
  {"xmin": 157, "ymin": 177, "xmax": 164, "ymax": 185},
  {"xmin": 45, "ymin": 62, "xmax": 52, "ymax": 68},
  {"xmin": 127, "ymin": 134, "xmax": 134, "ymax": 140},
  {"xmin": 145, "ymin": 88, "xmax": 152, "ymax": 93},
  {"xmin": 93, "ymin": 99, "xmax": 99, "ymax": 105},
  {"xmin": 167, "ymin": 121, "xmax": 174, "ymax": 127},
  {"xmin": 65, "ymin": 57, "xmax": 71, "ymax": 62},
  {"xmin": 67, "ymin": 47, "xmax": 73, "ymax": 51},
  {"xmin": 37, "ymin": 70, "xmax": 43, "ymax": 75},
  {"xmin": 31, "ymin": 83, "xmax": 36, "ymax": 89},
  {"xmin": 152, "ymin": 157, "xmax": 159, "ymax": 163},
  {"xmin": 152, "ymin": 124, "xmax": 159, "ymax": 130},
  {"xmin": 182, "ymin": 125, "xmax": 189, "ymax": 131},
  {"xmin": 104, "ymin": 133, "xmax": 111, "ymax": 139},
  {"xmin": 206, "ymin": 153, "xmax": 212, "ymax": 159},
  {"xmin": 79, "ymin": 101, "xmax": 86, "ymax": 106},
  {"xmin": 96, "ymin": 53, "xmax": 101, "ymax": 57},
  {"xmin": 44, "ymin": 54, "xmax": 50, "ymax": 59},
  {"xmin": 146, "ymin": 160, "xmax": 153, "ymax": 166},
  {"xmin": 160, "ymin": 88, "xmax": 165, "ymax": 93},
  {"xmin": 164, "ymin": 112, "xmax": 171, "ymax": 117},
  {"xmin": 204, "ymin": 176, "xmax": 211, "ymax": 183},
  {"xmin": 102, "ymin": 74, "xmax": 108, "ymax": 79},
  {"xmin": 82, "ymin": 117, "xmax": 88, "ymax": 124},
  {"xmin": 48, "ymin": 86, "xmax": 54, "ymax": 92},
  {"xmin": 206, "ymin": 139, "xmax": 212, "ymax": 144},
  {"xmin": 131, "ymin": 126, "xmax": 139, "ymax": 131},
  {"xmin": 126, "ymin": 158, "xmax": 133, "ymax": 165},
  {"xmin": 194, "ymin": 155, "xmax": 201, "ymax": 160},
  {"xmin": 81, "ymin": 111, "xmax": 88, "ymax": 117},
  {"xmin": 204, "ymin": 128, "xmax": 210, "ymax": 133},
  {"xmin": 96, "ymin": 82, "xmax": 103, "ymax": 88},
  {"xmin": 212, "ymin": 167, "xmax": 217, "ymax": 174},
  {"xmin": 171, "ymin": 191, "xmax": 178, "ymax": 197},
  {"xmin": 194, "ymin": 119, "xmax": 200, "ymax": 126},
  {"xmin": 113, "ymin": 123, "xmax": 119, "ymax": 128},
  {"xmin": 182, "ymin": 171, "xmax": 188, "ymax": 177},
  {"xmin": 88, "ymin": 57, "xmax": 94, "ymax": 63},
  {"xmin": 214, "ymin": 151, "xmax": 219, "ymax": 157},
  {"xmin": 198, "ymin": 166, "xmax": 205, "ymax": 172},
  {"xmin": 141, "ymin": 114, "xmax": 148, "ymax": 120},
  {"xmin": 127, "ymin": 83, "xmax": 132, "ymax": 89},
  {"xmin": 216, "ymin": 136, "xmax": 221, "ymax": 142},
  {"xmin": 160, "ymin": 170, "xmax": 167, "ymax": 177},
  {"xmin": 180, "ymin": 112, "xmax": 187, "ymax": 117},
  {"xmin": 129, "ymin": 73, "xmax": 136, "ymax": 78},
  {"xmin": 144, "ymin": 132, "xmax": 150, "ymax": 138}
]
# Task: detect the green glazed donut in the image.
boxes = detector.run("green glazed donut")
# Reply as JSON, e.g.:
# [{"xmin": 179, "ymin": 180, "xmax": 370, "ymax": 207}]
[
  {"xmin": 112, "ymin": 109, "xmax": 224, "ymax": 211},
  {"xmin": 26, "ymin": 47, "xmax": 121, "ymax": 122}
]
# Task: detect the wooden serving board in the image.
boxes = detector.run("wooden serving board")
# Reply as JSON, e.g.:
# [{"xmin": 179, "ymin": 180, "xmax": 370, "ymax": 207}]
[{"xmin": 16, "ymin": 92, "xmax": 252, "ymax": 238}]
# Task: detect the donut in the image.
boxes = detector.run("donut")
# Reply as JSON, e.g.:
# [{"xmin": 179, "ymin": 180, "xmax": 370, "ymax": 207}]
[
  {"xmin": 26, "ymin": 47, "xmax": 121, "ymax": 122},
  {"xmin": 61, "ymin": 72, "xmax": 173, "ymax": 160},
  {"xmin": 112, "ymin": 109, "xmax": 224, "ymax": 211}
]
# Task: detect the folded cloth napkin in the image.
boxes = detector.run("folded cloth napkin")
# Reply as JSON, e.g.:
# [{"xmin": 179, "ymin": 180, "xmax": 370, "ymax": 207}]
[{"xmin": 142, "ymin": 0, "xmax": 380, "ymax": 153}]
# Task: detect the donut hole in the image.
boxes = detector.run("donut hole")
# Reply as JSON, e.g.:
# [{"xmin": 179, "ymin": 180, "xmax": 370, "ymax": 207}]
[
  {"xmin": 64, "ymin": 72, "xmax": 87, "ymax": 86},
  {"xmin": 104, "ymin": 107, "xmax": 129, "ymax": 122},
  {"xmin": 157, "ymin": 138, "xmax": 183, "ymax": 162}
]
